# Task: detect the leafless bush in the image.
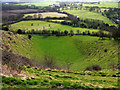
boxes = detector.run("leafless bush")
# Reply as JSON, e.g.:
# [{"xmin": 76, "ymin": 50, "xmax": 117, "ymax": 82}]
[
  {"xmin": 85, "ymin": 65, "xmax": 102, "ymax": 71},
  {"xmin": 41, "ymin": 54, "xmax": 58, "ymax": 69},
  {"xmin": 65, "ymin": 60, "xmax": 73, "ymax": 71},
  {"xmin": 2, "ymin": 51, "xmax": 40, "ymax": 74}
]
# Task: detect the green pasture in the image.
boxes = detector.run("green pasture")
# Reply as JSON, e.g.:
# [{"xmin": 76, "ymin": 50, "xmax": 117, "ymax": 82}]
[
  {"xmin": 49, "ymin": 20, "xmax": 67, "ymax": 22},
  {"xmin": 9, "ymin": 20, "xmax": 100, "ymax": 33},
  {"xmin": 62, "ymin": 10, "xmax": 116, "ymax": 26}
]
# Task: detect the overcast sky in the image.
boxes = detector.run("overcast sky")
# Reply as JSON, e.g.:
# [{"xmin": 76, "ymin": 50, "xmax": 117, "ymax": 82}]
[{"xmin": 0, "ymin": 0, "xmax": 119, "ymax": 2}]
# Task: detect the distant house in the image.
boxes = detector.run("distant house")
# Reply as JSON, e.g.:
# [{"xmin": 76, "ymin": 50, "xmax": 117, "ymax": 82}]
[
  {"xmin": 74, "ymin": 15, "xmax": 77, "ymax": 18},
  {"xmin": 5, "ymin": 3, "xmax": 9, "ymax": 4},
  {"xmin": 49, "ymin": 4, "xmax": 60, "ymax": 7},
  {"xmin": 49, "ymin": 4, "xmax": 53, "ymax": 7},
  {"xmin": 117, "ymin": 19, "xmax": 120, "ymax": 23}
]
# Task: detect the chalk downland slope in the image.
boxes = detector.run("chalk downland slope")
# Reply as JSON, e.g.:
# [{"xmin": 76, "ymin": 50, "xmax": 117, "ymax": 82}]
[{"xmin": 2, "ymin": 31, "xmax": 119, "ymax": 71}]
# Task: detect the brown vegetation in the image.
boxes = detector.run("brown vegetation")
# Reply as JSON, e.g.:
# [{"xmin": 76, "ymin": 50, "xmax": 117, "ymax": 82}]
[{"xmin": 6, "ymin": 9, "xmax": 38, "ymax": 14}]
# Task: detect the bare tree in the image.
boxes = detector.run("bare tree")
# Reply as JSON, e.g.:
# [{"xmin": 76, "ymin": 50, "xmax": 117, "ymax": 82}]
[{"xmin": 65, "ymin": 59, "xmax": 73, "ymax": 71}]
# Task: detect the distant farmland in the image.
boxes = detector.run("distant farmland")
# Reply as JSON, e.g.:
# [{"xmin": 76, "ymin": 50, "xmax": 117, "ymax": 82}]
[
  {"xmin": 16, "ymin": 2, "xmax": 59, "ymax": 7},
  {"xmin": 24, "ymin": 12, "xmax": 68, "ymax": 18},
  {"xmin": 62, "ymin": 10, "xmax": 116, "ymax": 26},
  {"xmin": 6, "ymin": 9, "xmax": 38, "ymax": 14},
  {"xmin": 2, "ymin": 9, "xmax": 38, "ymax": 18},
  {"xmin": 83, "ymin": 2, "xmax": 118, "ymax": 8}
]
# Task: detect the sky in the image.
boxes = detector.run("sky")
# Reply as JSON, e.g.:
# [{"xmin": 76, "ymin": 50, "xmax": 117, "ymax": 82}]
[{"xmin": 0, "ymin": 0, "xmax": 119, "ymax": 2}]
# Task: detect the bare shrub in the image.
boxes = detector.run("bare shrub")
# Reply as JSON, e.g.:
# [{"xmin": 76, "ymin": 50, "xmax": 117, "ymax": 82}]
[
  {"xmin": 118, "ymin": 65, "xmax": 120, "ymax": 70},
  {"xmin": 41, "ymin": 54, "xmax": 58, "ymax": 69},
  {"xmin": 28, "ymin": 34, "xmax": 32, "ymax": 40},
  {"xmin": 85, "ymin": 65, "xmax": 102, "ymax": 71},
  {"xmin": 65, "ymin": 60, "xmax": 73, "ymax": 71},
  {"xmin": 2, "ymin": 51, "xmax": 40, "ymax": 74}
]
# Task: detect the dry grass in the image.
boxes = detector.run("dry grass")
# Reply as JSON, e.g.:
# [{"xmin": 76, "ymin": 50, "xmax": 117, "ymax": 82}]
[{"xmin": 24, "ymin": 12, "xmax": 68, "ymax": 18}]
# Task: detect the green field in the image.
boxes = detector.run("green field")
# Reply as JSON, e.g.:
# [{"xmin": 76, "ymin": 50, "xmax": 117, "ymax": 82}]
[
  {"xmin": 2, "ymin": 66, "xmax": 119, "ymax": 88},
  {"xmin": 62, "ymin": 10, "xmax": 116, "ymax": 26},
  {"xmin": 9, "ymin": 20, "xmax": 100, "ymax": 33},
  {"xmin": 49, "ymin": 20, "xmax": 68, "ymax": 22},
  {"xmin": 3, "ymin": 31, "xmax": 118, "ymax": 71},
  {"xmin": 83, "ymin": 2, "xmax": 118, "ymax": 8},
  {"xmin": 16, "ymin": 2, "xmax": 59, "ymax": 7}
]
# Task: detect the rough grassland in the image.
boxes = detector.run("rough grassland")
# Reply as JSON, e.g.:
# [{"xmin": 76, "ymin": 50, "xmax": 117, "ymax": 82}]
[
  {"xmin": 2, "ymin": 66, "xmax": 119, "ymax": 88},
  {"xmin": 9, "ymin": 20, "xmax": 100, "ymax": 33},
  {"xmin": 62, "ymin": 10, "xmax": 116, "ymax": 26},
  {"xmin": 2, "ymin": 31, "xmax": 119, "ymax": 71},
  {"xmin": 16, "ymin": 2, "xmax": 59, "ymax": 7},
  {"xmin": 83, "ymin": 2, "xmax": 118, "ymax": 8},
  {"xmin": 24, "ymin": 12, "xmax": 68, "ymax": 18}
]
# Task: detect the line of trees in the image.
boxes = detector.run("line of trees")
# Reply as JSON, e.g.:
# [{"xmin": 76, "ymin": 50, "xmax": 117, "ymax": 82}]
[
  {"xmin": 11, "ymin": 28, "xmax": 115, "ymax": 39},
  {"xmin": 2, "ymin": 3, "xmax": 38, "ymax": 11},
  {"xmin": 104, "ymin": 8, "xmax": 120, "ymax": 24},
  {"xmin": 2, "ymin": 24, "xmax": 119, "ymax": 40}
]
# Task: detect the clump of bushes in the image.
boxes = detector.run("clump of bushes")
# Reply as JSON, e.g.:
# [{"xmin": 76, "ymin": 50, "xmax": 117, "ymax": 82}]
[
  {"xmin": 17, "ymin": 29, "xmax": 22, "ymax": 34},
  {"xmin": 117, "ymin": 65, "xmax": 120, "ymax": 70},
  {"xmin": 28, "ymin": 34, "xmax": 32, "ymax": 40},
  {"xmin": 41, "ymin": 54, "xmax": 59, "ymax": 69},
  {"xmin": 85, "ymin": 65, "xmax": 102, "ymax": 71},
  {"xmin": 2, "ymin": 26, "xmax": 9, "ymax": 31}
]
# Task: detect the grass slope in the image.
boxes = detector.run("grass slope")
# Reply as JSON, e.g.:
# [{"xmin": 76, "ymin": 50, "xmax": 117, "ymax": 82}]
[
  {"xmin": 2, "ymin": 31, "xmax": 119, "ymax": 71},
  {"xmin": 2, "ymin": 66, "xmax": 119, "ymax": 88},
  {"xmin": 62, "ymin": 10, "xmax": 116, "ymax": 26},
  {"xmin": 9, "ymin": 20, "xmax": 100, "ymax": 33},
  {"xmin": 83, "ymin": 2, "xmax": 118, "ymax": 8}
]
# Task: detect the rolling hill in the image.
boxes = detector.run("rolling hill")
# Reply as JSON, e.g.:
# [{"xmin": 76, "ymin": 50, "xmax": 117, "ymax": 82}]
[
  {"xmin": 9, "ymin": 20, "xmax": 101, "ymax": 34},
  {"xmin": 2, "ymin": 31, "xmax": 119, "ymax": 71},
  {"xmin": 62, "ymin": 10, "xmax": 116, "ymax": 26}
]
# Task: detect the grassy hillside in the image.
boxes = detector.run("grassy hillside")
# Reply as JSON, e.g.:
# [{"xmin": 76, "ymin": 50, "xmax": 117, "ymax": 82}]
[
  {"xmin": 9, "ymin": 20, "xmax": 100, "ymax": 34},
  {"xmin": 62, "ymin": 10, "xmax": 116, "ymax": 26},
  {"xmin": 2, "ymin": 31, "xmax": 119, "ymax": 71},
  {"xmin": 2, "ymin": 66, "xmax": 119, "ymax": 88},
  {"xmin": 16, "ymin": 2, "xmax": 59, "ymax": 7},
  {"xmin": 83, "ymin": 2, "xmax": 118, "ymax": 8}
]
